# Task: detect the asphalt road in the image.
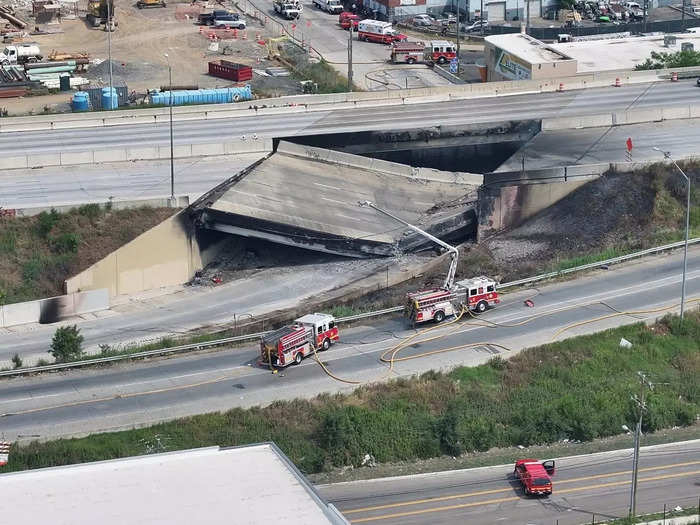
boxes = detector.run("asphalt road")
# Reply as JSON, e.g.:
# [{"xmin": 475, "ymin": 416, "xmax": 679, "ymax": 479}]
[
  {"xmin": 1, "ymin": 80, "xmax": 697, "ymax": 156},
  {"xmin": 498, "ymin": 118, "xmax": 700, "ymax": 171},
  {"xmin": 0, "ymin": 153, "xmax": 266, "ymax": 209},
  {"xmin": 319, "ymin": 440, "xmax": 700, "ymax": 524},
  {"xmin": 0, "ymin": 247, "xmax": 697, "ymax": 440}
]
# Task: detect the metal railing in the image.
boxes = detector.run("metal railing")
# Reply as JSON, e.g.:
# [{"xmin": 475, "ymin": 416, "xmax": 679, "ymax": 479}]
[{"xmin": 1, "ymin": 237, "xmax": 696, "ymax": 377}]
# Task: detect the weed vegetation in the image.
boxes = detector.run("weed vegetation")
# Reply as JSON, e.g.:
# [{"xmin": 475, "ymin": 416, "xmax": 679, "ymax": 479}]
[
  {"xmin": 5, "ymin": 312, "xmax": 698, "ymax": 475},
  {"xmin": 0, "ymin": 205, "xmax": 175, "ymax": 304}
]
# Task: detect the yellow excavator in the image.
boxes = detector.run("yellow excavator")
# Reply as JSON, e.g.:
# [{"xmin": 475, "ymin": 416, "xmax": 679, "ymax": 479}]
[
  {"xmin": 86, "ymin": 0, "xmax": 117, "ymax": 29},
  {"xmin": 137, "ymin": 0, "xmax": 166, "ymax": 8}
]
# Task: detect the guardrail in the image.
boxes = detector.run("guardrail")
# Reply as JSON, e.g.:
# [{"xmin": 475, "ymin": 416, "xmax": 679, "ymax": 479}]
[{"xmin": 1, "ymin": 237, "xmax": 696, "ymax": 377}]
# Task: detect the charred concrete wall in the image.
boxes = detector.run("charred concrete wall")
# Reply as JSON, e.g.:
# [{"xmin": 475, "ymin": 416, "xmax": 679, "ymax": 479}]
[{"xmin": 65, "ymin": 210, "xmax": 204, "ymax": 297}]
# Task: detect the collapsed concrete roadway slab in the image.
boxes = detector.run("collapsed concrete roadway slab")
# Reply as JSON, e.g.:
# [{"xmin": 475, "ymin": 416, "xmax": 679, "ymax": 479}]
[{"xmin": 190, "ymin": 141, "xmax": 483, "ymax": 258}]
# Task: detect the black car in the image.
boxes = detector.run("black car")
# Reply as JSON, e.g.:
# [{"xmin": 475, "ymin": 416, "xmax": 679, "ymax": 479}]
[
  {"xmin": 696, "ymin": 77, "xmax": 700, "ymax": 87},
  {"xmin": 198, "ymin": 9, "xmax": 239, "ymax": 25}
]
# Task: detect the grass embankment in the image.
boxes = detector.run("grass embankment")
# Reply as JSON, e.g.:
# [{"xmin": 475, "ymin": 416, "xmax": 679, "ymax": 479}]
[
  {"xmin": 5, "ymin": 312, "xmax": 699, "ymax": 475},
  {"xmin": 0, "ymin": 205, "xmax": 176, "ymax": 305}
]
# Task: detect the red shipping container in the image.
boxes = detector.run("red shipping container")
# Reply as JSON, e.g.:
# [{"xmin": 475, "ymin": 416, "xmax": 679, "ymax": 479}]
[{"xmin": 208, "ymin": 61, "xmax": 253, "ymax": 82}]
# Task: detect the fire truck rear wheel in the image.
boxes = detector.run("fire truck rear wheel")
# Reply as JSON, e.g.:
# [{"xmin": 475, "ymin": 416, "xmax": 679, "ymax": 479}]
[
  {"xmin": 322, "ymin": 338, "xmax": 331, "ymax": 351},
  {"xmin": 295, "ymin": 352, "xmax": 303, "ymax": 365},
  {"xmin": 407, "ymin": 57, "xmax": 415, "ymax": 64},
  {"xmin": 476, "ymin": 301, "xmax": 487, "ymax": 313},
  {"xmin": 438, "ymin": 56, "xmax": 447, "ymax": 64},
  {"xmin": 434, "ymin": 311, "xmax": 445, "ymax": 323}
]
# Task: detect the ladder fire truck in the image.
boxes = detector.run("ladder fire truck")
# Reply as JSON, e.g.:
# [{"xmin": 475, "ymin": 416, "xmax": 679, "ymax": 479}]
[
  {"xmin": 260, "ymin": 313, "xmax": 339, "ymax": 368},
  {"xmin": 359, "ymin": 201, "xmax": 499, "ymax": 325}
]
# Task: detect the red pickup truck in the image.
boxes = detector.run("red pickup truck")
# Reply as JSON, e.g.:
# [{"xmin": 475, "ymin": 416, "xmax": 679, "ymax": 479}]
[{"xmin": 514, "ymin": 459, "xmax": 555, "ymax": 496}]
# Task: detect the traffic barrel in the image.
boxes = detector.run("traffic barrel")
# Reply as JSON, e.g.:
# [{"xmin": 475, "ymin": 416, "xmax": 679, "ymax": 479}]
[
  {"xmin": 614, "ymin": 77, "xmax": 621, "ymax": 87},
  {"xmin": 557, "ymin": 82, "xmax": 564, "ymax": 92},
  {"xmin": 671, "ymin": 71, "xmax": 678, "ymax": 82}
]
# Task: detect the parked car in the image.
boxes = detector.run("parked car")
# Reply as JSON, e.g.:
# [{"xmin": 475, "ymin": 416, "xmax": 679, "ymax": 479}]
[
  {"xmin": 461, "ymin": 20, "xmax": 488, "ymax": 32},
  {"xmin": 214, "ymin": 15, "xmax": 246, "ymax": 29},
  {"xmin": 696, "ymin": 77, "xmax": 700, "ymax": 87},
  {"xmin": 412, "ymin": 14, "xmax": 435, "ymax": 26}
]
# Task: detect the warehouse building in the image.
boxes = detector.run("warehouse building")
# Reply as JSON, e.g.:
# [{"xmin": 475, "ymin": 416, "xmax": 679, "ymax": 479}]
[
  {"xmin": 484, "ymin": 31, "xmax": 700, "ymax": 81},
  {"xmin": 0, "ymin": 444, "xmax": 349, "ymax": 525},
  {"xmin": 368, "ymin": 0, "xmax": 556, "ymax": 24}
]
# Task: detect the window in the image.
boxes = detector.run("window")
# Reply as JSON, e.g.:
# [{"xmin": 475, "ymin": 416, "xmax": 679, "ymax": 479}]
[
  {"xmin": 470, "ymin": 288, "xmax": 477, "ymax": 296},
  {"xmin": 329, "ymin": 321, "xmax": 335, "ymax": 329},
  {"xmin": 478, "ymin": 287, "xmax": 484, "ymax": 294},
  {"xmin": 487, "ymin": 285, "xmax": 494, "ymax": 292}
]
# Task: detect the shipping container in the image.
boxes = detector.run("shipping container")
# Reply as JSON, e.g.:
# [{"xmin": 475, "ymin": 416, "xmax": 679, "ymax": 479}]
[{"xmin": 208, "ymin": 60, "xmax": 253, "ymax": 82}]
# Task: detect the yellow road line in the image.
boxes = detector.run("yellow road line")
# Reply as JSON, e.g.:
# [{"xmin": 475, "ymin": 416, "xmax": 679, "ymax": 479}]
[
  {"xmin": 343, "ymin": 460, "xmax": 700, "ymax": 514},
  {"xmin": 348, "ymin": 469, "xmax": 700, "ymax": 523}
]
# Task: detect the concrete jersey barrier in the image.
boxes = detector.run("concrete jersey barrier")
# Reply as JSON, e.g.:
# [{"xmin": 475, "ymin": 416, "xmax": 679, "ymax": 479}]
[
  {"xmin": 3, "ymin": 66, "xmax": 700, "ymax": 133},
  {"xmin": 0, "ymin": 289, "xmax": 109, "ymax": 328}
]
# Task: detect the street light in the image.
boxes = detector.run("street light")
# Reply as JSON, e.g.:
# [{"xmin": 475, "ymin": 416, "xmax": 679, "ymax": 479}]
[
  {"xmin": 653, "ymin": 147, "xmax": 691, "ymax": 320},
  {"xmin": 164, "ymin": 53, "xmax": 175, "ymax": 204}
]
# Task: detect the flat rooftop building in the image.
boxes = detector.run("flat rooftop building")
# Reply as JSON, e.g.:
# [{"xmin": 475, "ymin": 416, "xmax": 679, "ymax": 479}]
[
  {"xmin": 485, "ymin": 31, "xmax": 700, "ymax": 81},
  {"xmin": 484, "ymin": 33, "xmax": 578, "ymax": 81},
  {"xmin": 0, "ymin": 443, "xmax": 349, "ymax": 525}
]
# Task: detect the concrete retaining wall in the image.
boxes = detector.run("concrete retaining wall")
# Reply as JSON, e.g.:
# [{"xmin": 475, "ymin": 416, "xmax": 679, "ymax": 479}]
[
  {"xmin": 0, "ymin": 196, "xmax": 190, "ymax": 219},
  {"xmin": 542, "ymin": 104, "xmax": 695, "ymax": 131},
  {"xmin": 4, "ymin": 66, "xmax": 699, "ymax": 132},
  {"xmin": 0, "ymin": 289, "xmax": 109, "ymax": 328},
  {"xmin": 65, "ymin": 210, "xmax": 204, "ymax": 297},
  {"xmin": 0, "ymin": 139, "xmax": 273, "ymax": 170}
]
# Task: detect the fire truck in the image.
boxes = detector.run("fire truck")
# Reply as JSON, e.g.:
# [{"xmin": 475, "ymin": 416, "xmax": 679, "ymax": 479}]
[
  {"xmin": 260, "ymin": 313, "xmax": 339, "ymax": 368},
  {"xmin": 424, "ymin": 40, "xmax": 457, "ymax": 64},
  {"xmin": 357, "ymin": 20, "xmax": 407, "ymax": 44},
  {"xmin": 390, "ymin": 41, "xmax": 425, "ymax": 64},
  {"xmin": 514, "ymin": 459, "xmax": 556, "ymax": 496},
  {"xmin": 339, "ymin": 11, "xmax": 359, "ymax": 30},
  {"xmin": 456, "ymin": 275, "xmax": 500, "ymax": 313}
]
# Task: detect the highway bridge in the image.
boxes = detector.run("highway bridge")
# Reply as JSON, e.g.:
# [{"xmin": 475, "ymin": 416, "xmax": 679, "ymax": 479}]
[{"xmin": 0, "ymin": 80, "xmax": 697, "ymax": 157}]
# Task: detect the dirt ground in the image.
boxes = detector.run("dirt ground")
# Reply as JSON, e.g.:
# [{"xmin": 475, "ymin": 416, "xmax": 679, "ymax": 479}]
[{"xmin": 5, "ymin": 0, "xmax": 294, "ymax": 115}]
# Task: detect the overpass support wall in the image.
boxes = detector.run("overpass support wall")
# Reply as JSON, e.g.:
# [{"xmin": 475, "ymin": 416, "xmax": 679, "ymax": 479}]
[{"xmin": 65, "ymin": 210, "xmax": 203, "ymax": 297}]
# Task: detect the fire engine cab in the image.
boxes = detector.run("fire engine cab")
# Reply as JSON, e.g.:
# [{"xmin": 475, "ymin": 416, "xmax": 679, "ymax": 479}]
[
  {"xmin": 260, "ymin": 313, "xmax": 339, "ymax": 368},
  {"xmin": 514, "ymin": 459, "xmax": 556, "ymax": 496},
  {"xmin": 424, "ymin": 40, "xmax": 456, "ymax": 64},
  {"xmin": 455, "ymin": 276, "xmax": 500, "ymax": 313}
]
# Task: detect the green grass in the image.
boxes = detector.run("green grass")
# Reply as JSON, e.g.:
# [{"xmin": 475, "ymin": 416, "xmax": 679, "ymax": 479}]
[
  {"xmin": 554, "ymin": 247, "xmax": 632, "ymax": 271},
  {"xmin": 604, "ymin": 505, "xmax": 699, "ymax": 524},
  {"xmin": 4, "ymin": 312, "xmax": 699, "ymax": 475}
]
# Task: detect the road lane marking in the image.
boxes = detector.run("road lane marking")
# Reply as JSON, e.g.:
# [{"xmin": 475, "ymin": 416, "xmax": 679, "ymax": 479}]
[
  {"xmin": 348, "ymin": 469, "xmax": 700, "ymax": 522},
  {"xmin": 342, "ymin": 460, "xmax": 700, "ymax": 514}
]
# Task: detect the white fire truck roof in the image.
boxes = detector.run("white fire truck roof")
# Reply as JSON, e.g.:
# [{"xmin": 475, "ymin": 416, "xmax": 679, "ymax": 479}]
[
  {"xmin": 0, "ymin": 444, "xmax": 348, "ymax": 525},
  {"xmin": 455, "ymin": 276, "xmax": 496, "ymax": 289},
  {"xmin": 429, "ymin": 40, "xmax": 452, "ymax": 47},
  {"xmin": 296, "ymin": 313, "xmax": 335, "ymax": 325}
]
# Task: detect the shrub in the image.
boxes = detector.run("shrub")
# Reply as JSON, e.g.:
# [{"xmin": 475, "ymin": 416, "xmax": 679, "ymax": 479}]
[
  {"xmin": 51, "ymin": 232, "xmax": 80, "ymax": 254},
  {"xmin": 22, "ymin": 256, "xmax": 44, "ymax": 281},
  {"xmin": 49, "ymin": 325, "xmax": 84, "ymax": 362},
  {"xmin": 35, "ymin": 209, "xmax": 60, "ymax": 238},
  {"xmin": 0, "ymin": 231, "xmax": 16, "ymax": 254},
  {"xmin": 11, "ymin": 353, "xmax": 22, "ymax": 369},
  {"xmin": 77, "ymin": 203, "xmax": 101, "ymax": 220}
]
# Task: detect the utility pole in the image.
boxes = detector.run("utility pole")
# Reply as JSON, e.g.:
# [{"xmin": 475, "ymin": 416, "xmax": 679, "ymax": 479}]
[
  {"xmin": 480, "ymin": 0, "xmax": 484, "ymax": 35},
  {"xmin": 526, "ymin": 0, "xmax": 530, "ymax": 34},
  {"xmin": 456, "ymin": 0, "xmax": 460, "ymax": 68},
  {"xmin": 629, "ymin": 372, "xmax": 653, "ymax": 519},
  {"xmin": 107, "ymin": 0, "xmax": 113, "ymax": 109},
  {"xmin": 643, "ymin": 0, "xmax": 648, "ymax": 32},
  {"xmin": 164, "ymin": 53, "xmax": 174, "ymax": 203},
  {"xmin": 348, "ymin": 23, "xmax": 354, "ymax": 91}
]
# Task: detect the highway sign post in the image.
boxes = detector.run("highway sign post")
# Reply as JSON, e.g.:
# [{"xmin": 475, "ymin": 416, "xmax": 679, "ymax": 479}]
[{"xmin": 449, "ymin": 57, "xmax": 458, "ymax": 74}]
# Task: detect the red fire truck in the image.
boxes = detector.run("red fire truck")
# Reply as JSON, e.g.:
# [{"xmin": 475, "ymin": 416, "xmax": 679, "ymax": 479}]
[
  {"xmin": 339, "ymin": 11, "xmax": 359, "ymax": 30},
  {"xmin": 456, "ymin": 276, "xmax": 500, "ymax": 313},
  {"xmin": 390, "ymin": 41, "xmax": 425, "ymax": 64},
  {"xmin": 405, "ymin": 288, "xmax": 457, "ymax": 324},
  {"xmin": 260, "ymin": 313, "xmax": 339, "ymax": 368},
  {"xmin": 514, "ymin": 459, "xmax": 556, "ymax": 496},
  {"xmin": 424, "ymin": 40, "xmax": 457, "ymax": 64}
]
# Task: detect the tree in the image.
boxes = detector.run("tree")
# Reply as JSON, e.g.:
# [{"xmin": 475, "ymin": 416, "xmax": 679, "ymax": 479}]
[
  {"xmin": 50, "ymin": 325, "xmax": 84, "ymax": 362},
  {"xmin": 635, "ymin": 49, "xmax": 700, "ymax": 70}
]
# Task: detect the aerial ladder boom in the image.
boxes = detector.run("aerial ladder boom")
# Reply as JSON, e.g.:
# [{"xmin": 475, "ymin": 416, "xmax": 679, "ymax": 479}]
[{"xmin": 358, "ymin": 201, "xmax": 459, "ymax": 290}]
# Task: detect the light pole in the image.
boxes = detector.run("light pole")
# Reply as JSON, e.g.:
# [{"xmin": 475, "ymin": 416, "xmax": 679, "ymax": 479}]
[
  {"xmin": 164, "ymin": 53, "xmax": 175, "ymax": 203},
  {"xmin": 107, "ymin": 0, "xmax": 113, "ymax": 109},
  {"xmin": 654, "ymin": 147, "xmax": 691, "ymax": 320}
]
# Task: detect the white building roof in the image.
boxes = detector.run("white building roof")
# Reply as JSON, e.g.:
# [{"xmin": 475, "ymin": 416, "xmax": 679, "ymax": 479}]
[
  {"xmin": 0, "ymin": 444, "xmax": 348, "ymax": 525},
  {"xmin": 486, "ymin": 33, "xmax": 575, "ymax": 64},
  {"xmin": 549, "ymin": 33, "xmax": 700, "ymax": 72}
]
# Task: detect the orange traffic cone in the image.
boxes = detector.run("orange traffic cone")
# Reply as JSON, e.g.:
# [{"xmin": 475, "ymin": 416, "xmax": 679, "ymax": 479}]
[
  {"xmin": 614, "ymin": 77, "xmax": 621, "ymax": 87},
  {"xmin": 558, "ymin": 82, "xmax": 564, "ymax": 92}
]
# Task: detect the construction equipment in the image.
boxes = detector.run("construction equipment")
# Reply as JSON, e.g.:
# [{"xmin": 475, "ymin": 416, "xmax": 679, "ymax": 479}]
[
  {"xmin": 0, "ymin": 44, "xmax": 42, "ymax": 65},
  {"xmin": 137, "ymin": 0, "xmax": 166, "ymax": 8},
  {"xmin": 86, "ymin": 0, "xmax": 116, "ymax": 29},
  {"xmin": 260, "ymin": 313, "xmax": 339, "ymax": 368}
]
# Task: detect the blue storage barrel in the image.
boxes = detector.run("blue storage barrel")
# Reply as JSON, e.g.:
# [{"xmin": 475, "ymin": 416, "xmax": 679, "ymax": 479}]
[
  {"xmin": 101, "ymin": 87, "xmax": 118, "ymax": 110},
  {"xmin": 72, "ymin": 92, "xmax": 89, "ymax": 112}
]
